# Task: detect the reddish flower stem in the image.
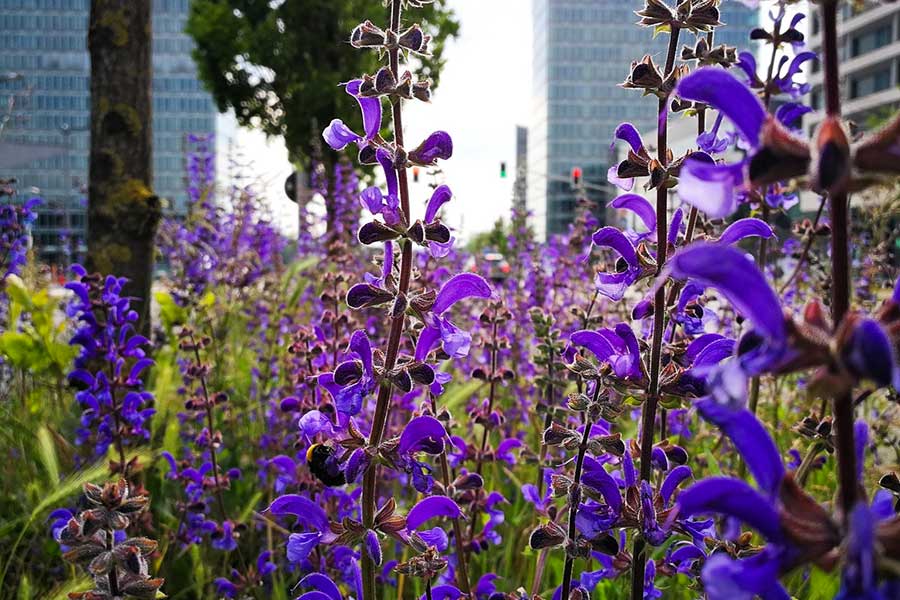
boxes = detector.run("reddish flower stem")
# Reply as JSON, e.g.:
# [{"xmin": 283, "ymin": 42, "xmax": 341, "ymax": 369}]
[
  {"xmin": 820, "ymin": 0, "xmax": 856, "ymax": 517},
  {"xmin": 630, "ymin": 24, "xmax": 680, "ymax": 600},
  {"xmin": 361, "ymin": 2, "xmax": 414, "ymax": 598}
]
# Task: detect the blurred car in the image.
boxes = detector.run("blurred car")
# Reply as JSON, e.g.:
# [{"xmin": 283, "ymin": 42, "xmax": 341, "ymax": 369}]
[{"xmin": 466, "ymin": 249, "xmax": 510, "ymax": 282}]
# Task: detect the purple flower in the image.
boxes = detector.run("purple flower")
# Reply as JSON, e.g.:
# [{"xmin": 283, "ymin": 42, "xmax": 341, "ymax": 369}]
[
  {"xmin": 590, "ymin": 227, "xmax": 643, "ymax": 301},
  {"xmin": 323, "ymin": 119, "xmax": 362, "ymax": 151},
  {"xmin": 318, "ymin": 330, "xmax": 377, "ymax": 416},
  {"xmin": 571, "ymin": 324, "xmax": 643, "ymax": 381},
  {"xmin": 414, "ymin": 273, "xmax": 492, "ymax": 360},
  {"xmin": 395, "ymin": 416, "xmax": 448, "ymax": 493},
  {"xmin": 268, "ymin": 494, "xmax": 337, "ymax": 563},
  {"xmin": 408, "ymin": 131, "xmax": 453, "ymax": 165}
]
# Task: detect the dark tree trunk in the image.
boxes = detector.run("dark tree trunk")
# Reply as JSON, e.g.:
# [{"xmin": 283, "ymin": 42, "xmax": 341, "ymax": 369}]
[{"xmin": 87, "ymin": 0, "xmax": 161, "ymax": 335}]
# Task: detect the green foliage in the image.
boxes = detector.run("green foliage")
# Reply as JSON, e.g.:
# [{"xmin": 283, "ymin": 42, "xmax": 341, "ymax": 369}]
[
  {"xmin": 466, "ymin": 218, "xmax": 511, "ymax": 255},
  {"xmin": 186, "ymin": 0, "xmax": 459, "ymax": 165},
  {"xmin": 0, "ymin": 277, "xmax": 77, "ymax": 379}
]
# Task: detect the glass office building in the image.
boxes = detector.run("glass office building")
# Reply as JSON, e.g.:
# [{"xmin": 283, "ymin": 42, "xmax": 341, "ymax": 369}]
[
  {"xmin": 528, "ymin": 0, "xmax": 757, "ymax": 239},
  {"xmin": 0, "ymin": 0, "xmax": 216, "ymax": 265}
]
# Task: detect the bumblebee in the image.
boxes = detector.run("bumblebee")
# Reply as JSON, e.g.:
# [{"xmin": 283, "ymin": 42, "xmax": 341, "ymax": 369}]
[{"xmin": 306, "ymin": 443, "xmax": 346, "ymax": 486}]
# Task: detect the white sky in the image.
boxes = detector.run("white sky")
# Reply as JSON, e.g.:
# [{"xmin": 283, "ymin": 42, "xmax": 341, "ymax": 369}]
[{"xmin": 216, "ymin": 0, "xmax": 804, "ymax": 241}]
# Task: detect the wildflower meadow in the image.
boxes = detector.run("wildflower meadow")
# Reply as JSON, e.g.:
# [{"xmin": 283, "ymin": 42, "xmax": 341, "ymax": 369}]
[{"xmin": 1, "ymin": 1, "xmax": 900, "ymax": 599}]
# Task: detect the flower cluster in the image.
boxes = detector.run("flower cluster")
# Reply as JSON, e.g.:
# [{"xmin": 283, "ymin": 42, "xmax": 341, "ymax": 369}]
[{"xmin": 66, "ymin": 265, "xmax": 155, "ymax": 469}]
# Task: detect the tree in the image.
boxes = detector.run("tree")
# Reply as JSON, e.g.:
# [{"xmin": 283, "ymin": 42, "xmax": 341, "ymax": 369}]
[
  {"xmin": 87, "ymin": 0, "xmax": 161, "ymax": 334},
  {"xmin": 186, "ymin": 0, "xmax": 459, "ymax": 216}
]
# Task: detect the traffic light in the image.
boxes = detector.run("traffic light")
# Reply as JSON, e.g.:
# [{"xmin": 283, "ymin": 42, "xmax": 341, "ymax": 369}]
[
  {"xmin": 500, "ymin": 161, "xmax": 507, "ymax": 178},
  {"xmin": 412, "ymin": 166, "xmax": 420, "ymax": 183},
  {"xmin": 571, "ymin": 166, "xmax": 582, "ymax": 186}
]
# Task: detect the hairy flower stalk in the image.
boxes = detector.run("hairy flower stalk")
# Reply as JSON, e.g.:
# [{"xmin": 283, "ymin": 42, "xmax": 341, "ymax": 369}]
[
  {"xmin": 820, "ymin": 0, "xmax": 856, "ymax": 517},
  {"xmin": 560, "ymin": 382, "xmax": 603, "ymax": 599},
  {"xmin": 360, "ymin": 2, "xmax": 416, "ymax": 597},
  {"xmin": 429, "ymin": 393, "xmax": 472, "ymax": 595},
  {"xmin": 631, "ymin": 23, "xmax": 681, "ymax": 600}
]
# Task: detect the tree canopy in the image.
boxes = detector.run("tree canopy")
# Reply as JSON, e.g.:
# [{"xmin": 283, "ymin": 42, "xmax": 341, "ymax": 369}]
[{"xmin": 187, "ymin": 0, "xmax": 459, "ymax": 166}]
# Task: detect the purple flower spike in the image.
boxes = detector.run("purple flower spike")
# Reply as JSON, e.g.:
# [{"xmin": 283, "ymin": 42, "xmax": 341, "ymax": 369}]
[
  {"xmin": 345, "ymin": 79, "xmax": 382, "ymax": 140},
  {"xmin": 398, "ymin": 416, "xmax": 447, "ymax": 455},
  {"xmin": 424, "ymin": 185, "xmax": 452, "ymax": 223},
  {"xmin": 405, "ymin": 496, "xmax": 462, "ymax": 530},
  {"xmin": 664, "ymin": 243, "xmax": 785, "ymax": 342},
  {"xmin": 675, "ymin": 68, "xmax": 765, "ymax": 148},
  {"xmin": 322, "ymin": 118, "xmax": 361, "ymax": 151},
  {"xmin": 717, "ymin": 218, "xmax": 775, "ymax": 246},
  {"xmin": 409, "ymin": 131, "xmax": 453, "ymax": 165},
  {"xmin": 610, "ymin": 194, "xmax": 656, "ymax": 235}
]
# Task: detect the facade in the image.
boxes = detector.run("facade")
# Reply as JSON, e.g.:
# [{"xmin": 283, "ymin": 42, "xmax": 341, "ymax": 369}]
[
  {"xmin": 514, "ymin": 125, "xmax": 528, "ymax": 213},
  {"xmin": 528, "ymin": 0, "xmax": 757, "ymax": 239},
  {"xmin": 0, "ymin": 0, "xmax": 216, "ymax": 265},
  {"xmin": 806, "ymin": 2, "xmax": 900, "ymax": 135}
]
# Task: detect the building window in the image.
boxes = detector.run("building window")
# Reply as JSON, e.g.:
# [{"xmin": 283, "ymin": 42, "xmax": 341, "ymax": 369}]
[
  {"xmin": 851, "ymin": 24, "xmax": 893, "ymax": 58},
  {"xmin": 850, "ymin": 67, "xmax": 892, "ymax": 99}
]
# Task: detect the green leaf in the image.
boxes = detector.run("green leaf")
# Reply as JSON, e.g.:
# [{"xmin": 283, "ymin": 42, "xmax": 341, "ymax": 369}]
[
  {"xmin": 440, "ymin": 380, "xmax": 484, "ymax": 414},
  {"xmin": 36, "ymin": 426, "xmax": 60, "ymax": 484},
  {"xmin": 0, "ymin": 332, "xmax": 35, "ymax": 367}
]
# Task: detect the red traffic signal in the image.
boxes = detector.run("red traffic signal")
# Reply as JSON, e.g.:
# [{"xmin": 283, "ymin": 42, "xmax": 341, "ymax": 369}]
[
  {"xmin": 571, "ymin": 166, "xmax": 582, "ymax": 186},
  {"xmin": 412, "ymin": 166, "xmax": 420, "ymax": 183}
]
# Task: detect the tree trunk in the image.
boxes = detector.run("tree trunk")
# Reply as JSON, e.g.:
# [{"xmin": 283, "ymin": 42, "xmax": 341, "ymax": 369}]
[{"xmin": 87, "ymin": 0, "xmax": 161, "ymax": 335}]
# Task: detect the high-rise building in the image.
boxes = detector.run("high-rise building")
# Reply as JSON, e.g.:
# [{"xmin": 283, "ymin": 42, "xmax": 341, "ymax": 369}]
[
  {"xmin": 528, "ymin": 0, "xmax": 758, "ymax": 239},
  {"xmin": 806, "ymin": 2, "xmax": 900, "ymax": 135},
  {"xmin": 0, "ymin": 0, "xmax": 216, "ymax": 265},
  {"xmin": 514, "ymin": 125, "xmax": 528, "ymax": 213}
]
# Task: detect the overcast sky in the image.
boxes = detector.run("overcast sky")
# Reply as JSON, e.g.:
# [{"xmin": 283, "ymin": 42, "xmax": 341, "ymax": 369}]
[{"xmin": 217, "ymin": 0, "xmax": 803, "ymax": 241}]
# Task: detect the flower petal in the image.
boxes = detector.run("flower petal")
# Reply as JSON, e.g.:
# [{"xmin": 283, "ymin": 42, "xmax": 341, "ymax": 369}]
[
  {"xmin": 424, "ymin": 185, "xmax": 452, "ymax": 223},
  {"xmin": 296, "ymin": 573, "xmax": 342, "ymax": 600},
  {"xmin": 661, "ymin": 465, "xmax": 692, "ymax": 506},
  {"xmin": 591, "ymin": 227, "xmax": 638, "ymax": 267},
  {"xmin": 676, "ymin": 68, "xmax": 766, "ymax": 148},
  {"xmin": 433, "ymin": 273, "xmax": 492, "ymax": 315},
  {"xmin": 398, "ymin": 416, "xmax": 447, "ymax": 455},
  {"xmin": 678, "ymin": 158, "xmax": 744, "ymax": 219},
  {"xmin": 611, "ymin": 122, "xmax": 645, "ymax": 154},
  {"xmin": 571, "ymin": 330, "xmax": 617, "ymax": 364},
  {"xmin": 268, "ymin": 495, "xmax": 329, "ymax": 532},
  {"xmin": 406, "ymin": 496, "xmax": 462, "ymax": 530},
  {"xmin": 664, "ymin": 243, "xmax": 785, "ymax": 342},
  {"xmin": 345, "ymin": 79, "xmax": 382, "ymax": 140},
  {"xmin": 349, "ymin": 329, "xmax": 374, "ymax": 378},
  {"xmin": 414, "ymin": 325, "xmax": 442, "ymax": 362},
  {"xmin": 717, "ymin": 218, "xmax": 775, "ymax": 246},
  {"xmin": 696, "ymin": 399, "xmax": 784, "ymax": 497},
  {"xmin": 676, "ymin": 477, "xmax": 783, "ymax": 542},
  {"xmin": 322, "ymin": 118, "xmax": 360, "ymax": 151},
  {"xmin": 610, "ymin": 194, "xmax": 656, "ymax": 234},
  {"xmin": 582, "ymin": 456, "xmax": 622, "ymax": 514},
  {"xmin": 409, "ymin": 131, "xmax": 453, "ymax": 165}
]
